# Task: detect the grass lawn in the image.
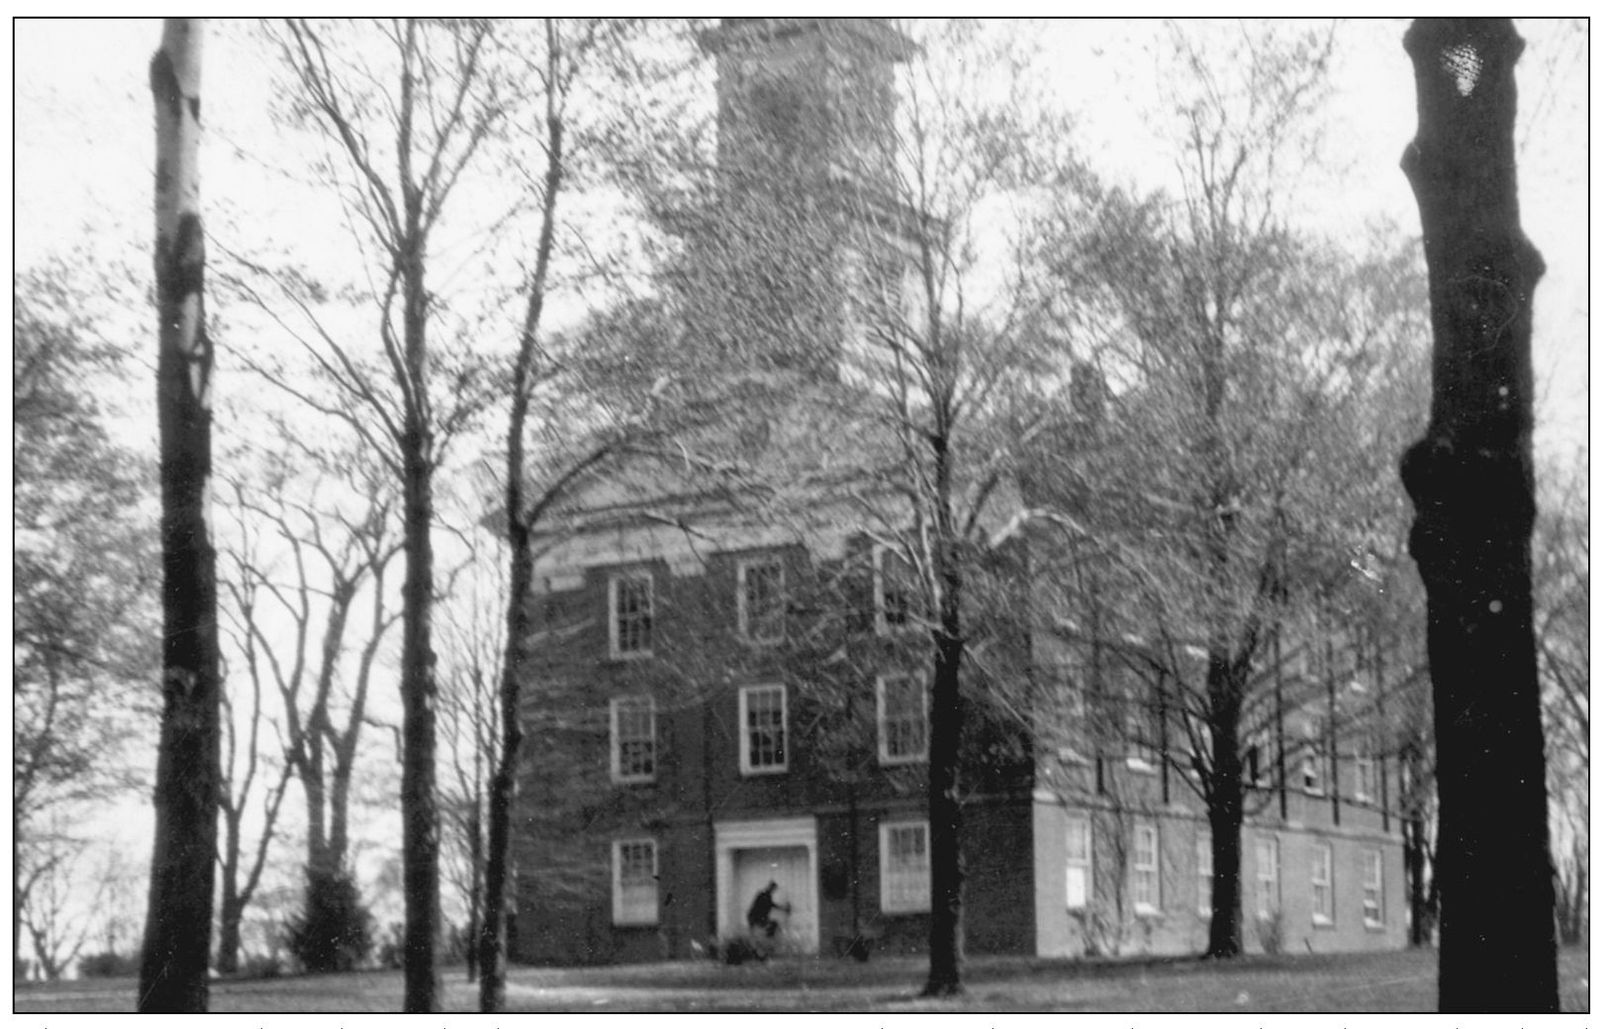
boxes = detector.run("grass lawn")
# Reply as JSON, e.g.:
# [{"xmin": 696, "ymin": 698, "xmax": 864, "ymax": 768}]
[{"xmin": 14, "ymin": 945, "xmax": 1587, "ymax": 1013}]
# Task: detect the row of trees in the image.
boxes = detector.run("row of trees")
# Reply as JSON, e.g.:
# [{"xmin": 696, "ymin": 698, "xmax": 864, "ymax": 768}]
[{"xmin": 11, "ymin": 16, "xmax": 1576, "ymax": 1014}]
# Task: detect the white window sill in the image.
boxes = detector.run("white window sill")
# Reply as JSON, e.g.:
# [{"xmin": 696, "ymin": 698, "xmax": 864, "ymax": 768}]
[
  {"xmin": 1311, "ymin": 914, "xmax": 1335, "ymax": 928},
  {"xmin": 740, "ymin": 765, "xmax": 788, "ymax": 777},
  {"xmin": 1126, "ymin": 758, "xmax": 1156, "ymax": 773},
  {"xmin": 1302, "ymin": 786, "xmax": 1325, "ymax": 797},
  {"xmin": 879, "ymin": 753, "xmax": 927, "ymax": 767},
  {"xmin": 1364, "ymin": 918, "xmax": 1385, "ymax": 932},
  {"xmin": 1133, "ymin": 903, "xmax": 1163, "ymax": 918},
  {"xmin": 611, "ymin": 773, "xmax": 656, "ymax": 786}
]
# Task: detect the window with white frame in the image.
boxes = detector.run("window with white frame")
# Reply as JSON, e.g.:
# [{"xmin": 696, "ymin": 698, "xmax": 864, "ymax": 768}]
[
  {"xmin": 1311, "ymin": 841, "xmax": 1334, "ymax": 925},
  {"xmin": 877, "ymin": 673, "xmax": 928, "ymax": 764},
  {"xmin": 612, "ymin": 839, "xmax": 658, "ymax": 925},
  {"xmin": 1362, "ymin": 848, "xmax": 1384, "ymax": 927},
  {"xmin": 1300, "ymin": 741, "xmax": 1325, "ymax": 795},
  {"xmin": 1255, "ymin": 836, "xmax": 1279, "ymax": 920},
  {"xmin": 880, "ymin": 821, "xmax": 930, "ymax": 913},
  {"xmin": 738, "ymin": 558, "xmax": 786, "ymax": 643},
  {"xmin": 1354, "ymin": 752, "xmax": 1378, "ymax": 804},
  {"xmin": 608, "ymin": 571, "xmax": 653, "ymax": 658},
  {"xmin": 609, "ymin": 697, "xmax": 656, "ymax": 783},
  {"xmin": 872, "ymin": 544, "xmax": 912, "ymax": 635},
  {"xmin": 739, "ymin": 684, "xmax": 788, "ymax": 774},
  {"xmin": 1196, "ymin": 833, "xmax": 1214, "ymax": 918},
  {"xmin": 1125, "ymin": 692, "xmax": 1158, "ymax": 771},
  {"xmin": 1132, "ymin": 823, "xmax": 1160, "ymax": 914},
  {"xmin": 1246, "ymin": 708, "xmax": 1274, "ymax": 787},
  {"xmin": 1066, "ymin": 814, "xmax": 1091, "ymax": 910}
]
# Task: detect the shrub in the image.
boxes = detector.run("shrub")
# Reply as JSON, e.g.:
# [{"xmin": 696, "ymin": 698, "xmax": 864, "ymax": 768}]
[
  {"xmin": 286, "ymin": 867, "xmax": 374, "ymax": 973},
  {"xmin": 377, "ymin": 921, "xmax": 406, "ymax": 970},
  {"xmin": 721, "ymin": 935, "xmax": 767, "ymax": 965},
  {"xmin": 78, "ymin": 950, "xmax": 140, "ymax": 978},
  {"xmin": 238, "ymin": 952, "xmax": 286, "ymax": 979}
]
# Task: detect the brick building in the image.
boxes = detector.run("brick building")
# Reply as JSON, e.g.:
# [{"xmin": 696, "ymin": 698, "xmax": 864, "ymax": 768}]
[{"xmin": 507, "ymin": 19, "xmax": 1407, "ymax": 965}]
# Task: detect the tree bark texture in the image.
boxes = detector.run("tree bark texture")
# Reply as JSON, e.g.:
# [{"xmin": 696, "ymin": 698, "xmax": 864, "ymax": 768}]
[
  {"xmin": 1399, "ymin": 17, "xmax": 1557, "ymax": 1012},
  {"xmin": 399, "ymin": 221, "xmax": 442, "ymax": 1010},
  {"xmin": 922, "ymin": 429, "xmax": 964, "ymax": 997},
  {"xmin": 923, "ymin": 631, "xmax": 964, "ymax": 995},
  {"xmin": 1204, "ymin": 656, "xmax": 1246, "ymax": 958},
  {"xmin": 400, "ymin": 430, "xmax": 441, "ymax": 1012},
  {"xmin": 139, "ymin": 17, "xmax": 220, "ymax": 1013}
]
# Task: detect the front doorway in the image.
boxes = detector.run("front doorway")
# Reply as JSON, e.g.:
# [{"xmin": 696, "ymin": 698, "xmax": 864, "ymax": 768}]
[{"xmin": 714, "ymin": 817, "xmax": 819, "ymax": 954}]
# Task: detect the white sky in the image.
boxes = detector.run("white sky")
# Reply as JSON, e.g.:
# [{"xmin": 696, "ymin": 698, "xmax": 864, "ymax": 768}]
[{"xmin": 13, "ymin": 17, "xmax": 1590, "ymax": 461}]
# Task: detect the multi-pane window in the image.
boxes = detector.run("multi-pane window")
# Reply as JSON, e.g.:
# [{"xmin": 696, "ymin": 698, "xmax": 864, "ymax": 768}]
[
  {"xmin": 877, "ymin": 673, "xmax": 928, "ymax": 764},
  {"xmin": 873, "ymin": 545, "xmax": 912, "ymax": 635},
  {"xmin": 609, "ymin": 572, "xmax": 653, "ymax": 658},
  {"xmin": 1066, "ymin": 814, "xmax": 1091, "ymax": 910},
  {"xmin": 1255, "ymin": 837, "xmax": 1279, "ymax": 920},
  {"xmin": 1246, "ymin": 709, "xmax": 1274, "ymax": 787},
  {"xmin": 610, "ymin": 697, "xmax": 656, "ymax": 783},
  {"xmin": 739, "ymin": 684, "xmax": 788, "ymax": 774},
  {"xmin": 1196, "ymin": 833, "xmax": 1214, "ymax": 918},
  {"xmin": 1362, "ymin": 848, "xmax": 1384, "ymax": 927},
  {"xmin": 1300, "ymin": 745, "xmax": 1325, "ymax": 795},
  {"xmin": 612, "ymin": 839, "xmax": 658, "ymax": 925},
  {"xmin": 880, "ymin": 821, "xmax": 931, "ymax": 913},
  {"xmin": 1354, "ymin": 752, "xmax": 1378, "ymax": 804},
  {"xmin": 1311, "ymin": 841, "xmax": 1334, "ymax": 925},
  {"xmin": 1132, "ymin": 823, "xmax": 1160, "ymax": 913},
  {"xmin": 1125, "ymin": 695, "xmax": 1159, "ymax": 771},
  {"xmin": 738, "ymin": 558, "xmax": 786, "ymax": 643}
]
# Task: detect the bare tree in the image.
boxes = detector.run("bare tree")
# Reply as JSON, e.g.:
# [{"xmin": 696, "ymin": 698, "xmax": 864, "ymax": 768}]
[
  {"xmin": 1399, "ymin": 17, "xmax": 1557, "ymax": 1010},
  {"xmin": 1033, "ymin": 22, "xmax": 1426, "ymax": 959},
  {"xmin": 439, "ymin": 560, "xmax": 500, "ymax": 983},
  {"xmin": 140, "ymin": 18, "xmax": 221, "ymax": 1011},
  {"xmin": 1534, "ymin": 450, "xmax": 1587, "ymax": 947},
  {"xmin": 269, "ymin": 19, "xmax": 512, "ymax": 1008},
  {"xmin": 18, "ymin": 824, "xmax": 102, "ymax": 981},
  {"xmin": 215, "ymin": 502, "xmax": 294, "ymax": 975}
]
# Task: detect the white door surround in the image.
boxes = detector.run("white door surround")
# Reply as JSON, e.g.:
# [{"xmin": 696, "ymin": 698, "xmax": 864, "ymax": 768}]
[{"xmin": 714, "ymin": 816, "xmax": 819, "ymax": 953}]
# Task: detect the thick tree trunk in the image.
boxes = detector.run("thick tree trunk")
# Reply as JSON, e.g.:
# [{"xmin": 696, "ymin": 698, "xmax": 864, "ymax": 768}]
[
  {"xmin": 1204, "ymin": 663, "xmax": 1245, "ymax": 958},
  {"xmin": 399, "ymin": 431, "xmax": 441, "ymax": 1012},
  {"xmin": 922, "ymin": 425, "xmax": 965, "ymax": 997},
  {"xmin": 300, "ymin": 765, "xmax": 330, "ymax": 875},
  {"xmin": 216, "ymin": 821, "xmax": 242, "ymax": 975},
  {"xmin": 923, "ymin": 631, "xmax": 965, "ymax": 996},
  {"xmin": 1407, "ymin": 812, "xmax": 1432, "ymax": 947},
  {"xmin": 399, "ymin": 225, "xmax": 442, "ymax": 1010},
  {"xmin": 216, "ymin": 892, "xmax": 243, "ymax": 977},
  {"xmin": 139, "ymin": 18, "xmax": 220, "ymax": 1013},
  {"xmin": 478, "ymin": 516, "xmax": 527, "ymax": 1011},
  {"xmin": 1400, "ymin": 17, "xmax": 1557, "ymax": 1012}
]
